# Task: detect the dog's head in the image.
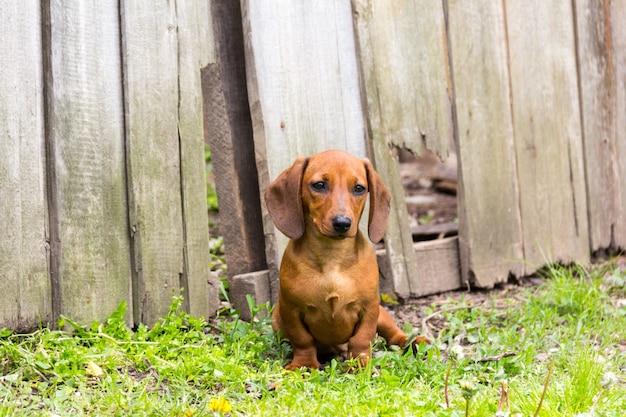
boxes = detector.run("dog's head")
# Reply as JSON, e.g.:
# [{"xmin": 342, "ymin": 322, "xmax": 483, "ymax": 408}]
[{"xmin": 265, "ymin": 149, "xmax": 390, "ymax": 242}]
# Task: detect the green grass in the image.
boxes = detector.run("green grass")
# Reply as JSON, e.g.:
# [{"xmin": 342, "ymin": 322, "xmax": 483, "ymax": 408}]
[{"xmin": 0, "ymin": 263, "xmax": 624, "ymax": 416}]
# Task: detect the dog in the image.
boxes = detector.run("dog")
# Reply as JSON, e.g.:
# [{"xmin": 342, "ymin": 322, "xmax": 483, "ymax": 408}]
[{"xmin": 265, "ymin": 149, "xmax": 427, "ymax": 370}]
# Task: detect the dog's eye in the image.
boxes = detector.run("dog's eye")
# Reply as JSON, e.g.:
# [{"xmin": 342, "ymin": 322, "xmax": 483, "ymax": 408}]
[
  {"xmin": 311, "ymin": 181, "xmax": 327, "ymax": 192},
  {"xmin": 353, "ymin": 185, "xmax": 366, "ymax": 195}
]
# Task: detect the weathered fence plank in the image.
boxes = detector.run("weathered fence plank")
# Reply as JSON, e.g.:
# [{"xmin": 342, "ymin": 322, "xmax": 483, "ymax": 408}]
[
  {"xmin": 367, "ymin": 139, "xmax": 416, "ymax": 298},
  {"xmin": 43, "ymin": 0, "xmax": 132, "ymax": 325},
  {"xmin": 612, "ymin": 3, "xmax": 626, "ymax": 251},
  {"xmin": 505, "ymin": 1, "xmax": 590, "ymax": 270},
  {"xmin": 412, "ymin": 237, "xmax": 460, "ymax": 296},
  {"xmin": 352, "ymin": 0, "xmax": 453, "ymax": 158},
  {"xmin": 448, "ymin": 0, "xmax": 524, "ymax": 287},
  {"xmin": 122, "ymin": 1, "xmax": 186, "ymax": 325},
  {"xmin": 176, "ymin": 0, "xmax": 214, "ymax": 318},
  {"xmin": 0, "ymin": 2, "xmax": 51, "ymax": 331},
  {"xmin": 352, "ymin": 0, "xmax": 454, "ymax": 297},
  {"xmin": 377, "ymin": 237, "xmax": 460, "ymax": 298},
  {"xmin": 241, "ymin": 0, "xmax": 367, "ymax": 300},
  {"xmin": 575, "ymin": 0, "xmax": 626, "ymax": 253},
  {"xmin": 203, "ymin": 0, "xmax": 267, "ymax": 281}
]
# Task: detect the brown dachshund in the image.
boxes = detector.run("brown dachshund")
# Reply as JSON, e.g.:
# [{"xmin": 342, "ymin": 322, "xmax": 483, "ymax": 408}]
[{"xmin": 266, "ymin": 149, "xmax": 426, "ymax": 370}]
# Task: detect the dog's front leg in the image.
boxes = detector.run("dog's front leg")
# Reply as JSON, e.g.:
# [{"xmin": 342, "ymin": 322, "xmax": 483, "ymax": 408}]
[
  {"xmin": 276, "ymin": 307, "xmax": 321, "ymax": 370},
  {"xmin": 285, "ymin": 328, "xmax": 321, "ymax": 370},
  {"xmin": 287, "ymin": 343, "xmax": 320, "ymax": 371},
  {"xmin": 347, "ymin": 306, "xmax": 378, "ymax": 368}
]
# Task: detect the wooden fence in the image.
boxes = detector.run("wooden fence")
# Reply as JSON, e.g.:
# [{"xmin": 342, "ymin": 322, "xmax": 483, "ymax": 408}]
[
  {"xmin": 207, "ymin": 0, "xmax": 625, "ymax": 313},
  {"xmin": 1, "ymin": 1, "xmax": 624, "ymax": 330},
  {"xmin": 1, "ymin": 1, "xmax": 216, "ymax": 331}
]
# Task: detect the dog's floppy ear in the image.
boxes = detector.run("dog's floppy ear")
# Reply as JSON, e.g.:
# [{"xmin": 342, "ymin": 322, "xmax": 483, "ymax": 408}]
[
  {"xmin": 364, "ymin": 158, "xmax": 391, "ymax": 243},
  {"xmin": 265, "ymin": 156, "xmax": 309, "ymax": 240}
]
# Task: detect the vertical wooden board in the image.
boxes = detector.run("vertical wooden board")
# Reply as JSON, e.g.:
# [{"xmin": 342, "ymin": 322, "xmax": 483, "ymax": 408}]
[
  {"xmin": 448, "ymin": 1, "xmax": 523, "ymax": 287},
  {"xmin": 351, "ymin": 1, "xmax": 413, "ymax": 298},
  {"xmin": 352, "ymin": 0, "xmax": 453, "ymax": 297},
  {"xmin": 505, "ymin": 1, "xmax": 589, "ymax": 269},
  {"xmin": 45, "ymin": 0, "xmax": 132, "ymax": 325},
  {"xmin": 204, "ymin": 0, "xmax": 267, "ymax": 280},
  {"xmin": 176, "ymin": 0, "xmax": 214, "ymax": 318},
  {"xmin": 575, "ymin": 1, "xmax": 626, "ymax": 252},
  {"xmin": 368, "ymin": 140, "xmax": 414, "ymax": 298},
  {"xmin": 614, "ymin": 4, "xmax": 626, "ymax": 250},
  {"xmin": 0, "ymin": 2, "xmax": 51, "ymax": 331},
  {"xmin": 241, "ymin": 0, "xmax": 367, "ymax": 298},
  {"xmin": 122, "ymin": 2, "xmax": 185, "ymax": 325},
  {"xmin": 352, "ymin": 0, "xmax": 453, "ymax": 158}
]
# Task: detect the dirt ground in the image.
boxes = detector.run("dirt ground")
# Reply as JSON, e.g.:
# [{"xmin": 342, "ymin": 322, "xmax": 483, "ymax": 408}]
[{"xmin": 384, "ymin": 278, "xmax": 537, "ymax": 340}]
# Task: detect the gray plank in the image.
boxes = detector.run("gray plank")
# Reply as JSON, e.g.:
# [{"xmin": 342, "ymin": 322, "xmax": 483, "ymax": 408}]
[
  {"xmin": 506, "ymin": 1, "xmax": 590, "ymax": 269},
  {"xmin": 0, "ymin": 1, "xmax": 51, "ymax": 331},
  {"xmin": 448, "ymin": 0, "xmax": 524, "ymax": 287},
  {"xmin": 122, "ymin": 1, "xmax": 185, "ymax": 325},
  {"xmin": 412, "ymin": 238, "xmax": 461, "ymax": 296},
  {"xmin": 241, "ymin": 0, "xmax": 367, "ymax": 299},
  {"xmin": 44, "ymin": 0, "xmax": 132, "ymax": 325},
  {"xmin": 368, "ymin": 142, "xmax": 415, "ymax": 298},
  {"xmin": 352, "ymin": 0, "xmax": 453, "ymax": 158},
  {"xmin": 614, "ymin": 4, "xmax": 626, "ymax": 250},
  {"xmin": 575, "ymin": 0, "xmax": 626, "ymax": 252},
  {"xmin": 176, "ymin": 0, "xmax": 214, "ymax": 318},
  {"xmin": 377, "ymin": 238, "xmax": 461, "ymax": 298},
  {"xmin": 352, "ymin": 0, "xmax": 453, "ymax": 297}
]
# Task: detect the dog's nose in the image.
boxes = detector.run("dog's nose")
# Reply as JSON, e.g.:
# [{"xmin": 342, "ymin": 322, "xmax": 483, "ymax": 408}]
[{"xmin": 332, "ymin": 216, "xmax": 352, "ymax": 233}]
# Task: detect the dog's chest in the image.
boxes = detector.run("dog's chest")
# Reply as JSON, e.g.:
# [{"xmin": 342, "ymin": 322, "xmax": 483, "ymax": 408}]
[{"xmin": 303, "ymin": 269, "xmax": 361, "ymax": 319}]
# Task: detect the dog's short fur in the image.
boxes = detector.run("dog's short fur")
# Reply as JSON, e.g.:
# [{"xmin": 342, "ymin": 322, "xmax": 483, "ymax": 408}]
[{"xmin": 266, "ymin": 149, "xmax": 426, "ymax": 370}]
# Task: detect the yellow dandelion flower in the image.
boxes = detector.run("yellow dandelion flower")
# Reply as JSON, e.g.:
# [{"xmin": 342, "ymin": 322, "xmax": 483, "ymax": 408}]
[{"xmin": 208, "ymin": 397, "xmax": 232, "ymax": 414}]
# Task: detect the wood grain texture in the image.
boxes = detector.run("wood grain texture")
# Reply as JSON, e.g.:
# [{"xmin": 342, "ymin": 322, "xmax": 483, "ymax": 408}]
[
  {"xmin": 176, "ymin": 0, "xmax": 214, "ymax": 318},
  {"xmin": 368, "ymin": 141, "xmax": 415, "ymax": 298},
  {"xmin": 377, "ymin": 237, "xmax": 461, "ymax": 297},
  {"xmin": 412, "ymin": 238, "xmax": 461, "ymax": 296},
  {"xmin": 44, "ymin": 0, "xmax": 132, "ymax": 325},
  {"xmin": 505, "ymin": 0, "xmax": 590, "ymax": 270},
  {"xmin": 351, "ymin": 0, "xmax": 414, "ymax": 299},
  {"xmin": 575, "ymin": 0, "xmax": 626, "ymax": 252},
  {"xmin": 122, "ymin": 1, "xmax": 185, "ymax": 325},
  {"xmin": 448, "ymin": 0, "xmax": 524, "ymax": 287},
  {"xmin": 352, "ymin": 0, "xmax": 453, "ymax": 297},
  {"xmin": 241, "ymin": 0, "xmax": 367, "ymax": 299},
  {"xmin": 612, "ymin": 3, "xmax": 626, "ymax": 251},
  {"xmin": 352, "ymin": 0, "xmax": 453, "ymax": 158},
  {"xmin": 0, "ymin": 2, "xmax": 51, "ymax": 331},
  {"xmin": 204, "ymin": 0, "xmax": 267, "ymax": 282}
]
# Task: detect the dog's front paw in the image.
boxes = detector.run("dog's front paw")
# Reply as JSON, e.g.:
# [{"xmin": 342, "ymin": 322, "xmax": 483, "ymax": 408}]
[
  {"xmin": 413, "ymin": 335, "xmax": 431, "ymax": 345},
  {"xmin": 285, "ymin": 357, "xmax": 321, "ymax": 371},
  {"xmin": 407, "ymin": 334, "xmax": 432, "ymax": 355}
]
